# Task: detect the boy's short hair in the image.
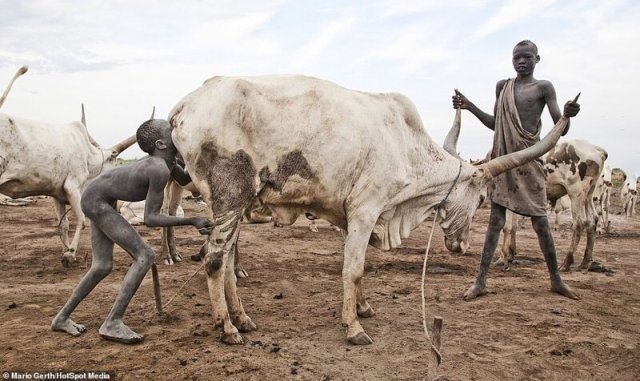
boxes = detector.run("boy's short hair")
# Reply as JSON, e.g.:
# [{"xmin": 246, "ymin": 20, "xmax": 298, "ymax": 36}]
[
  {"xmin": 514, "ymin": 40, "xmax": 538, "ymax": 54},
  {"xmin": 136, "ymin": 119, "xmax": 165, "ymax": 154}
]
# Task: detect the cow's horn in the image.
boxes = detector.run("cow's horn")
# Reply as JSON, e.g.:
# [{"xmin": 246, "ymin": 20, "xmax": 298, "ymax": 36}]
[
  {"xmin": 0, "ymin": 65, "xmax": 28, "ymax": 109},
  {"xmin": 443, "ymin": 107, "xmax": 461, "ymax": 157},
  {"xmin": 110, "ymin": 134, "xmax": 137, "ymax": 155},
  {"xmin": 480, "ymin": 93, "xmax": 580, "ymax": 178},
  {"xmin": 150, "ymin": 106, "xmax": 156, "ymax": 120},
  {"xmin": 479, "ymin": 115, "xmax": 567, "ymax": 178},
  {"xmin": 81, "ymin": 104, "xmax": 86, "ymax": 126}
]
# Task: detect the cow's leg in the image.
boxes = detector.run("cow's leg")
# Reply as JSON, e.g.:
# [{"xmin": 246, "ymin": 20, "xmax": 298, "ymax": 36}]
[
  {"xmin": 341, "ymin": 216, "xmax": 377, "ymax": 345},
  {"xmin": 191, "ymin": 236, "xmax": 248, "ymax": 279},
  {"xmin": 53, "ymin": 199, "xmax": 70, "ymax": 250},
  {"xmin": 233, "ymin": 240, "xmax": 248, "ymax": 278},
  {"xmin": 189, "ymin": 148, "xmax": 258, "ymax": 345},
  {"xmin": 203, "ymin": 210, "xmax": 254, "ymax": 344},
  {"xmin": 496, "ymin": 210, "xmax": 515, "ymax": 269},
  {"xmin": 603, "ymin": 192, "xmax": 610, "ymax": 233},
  {"xmin": 578, "ymin": 185, "xmax": 598, "ymax": 270},
  {"xmin": 161, "ymin": 180, "xmax": 184, "ymax": 265},
  {"xmin": 62, "ymin": 186, "xmax": 85, "ymax": 267},
  {"xmin": 224, "ymin": 233, "xmax": 254, "ymax": 330},
  {"xmin": 559, "ymin": 192, "xmax": 585, "ymax": 272}
]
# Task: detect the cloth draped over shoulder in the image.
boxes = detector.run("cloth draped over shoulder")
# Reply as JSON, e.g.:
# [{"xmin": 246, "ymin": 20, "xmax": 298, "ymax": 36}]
[{"xmin": 489, "ymin": 78, "xmax": 547, "ymax": 217}]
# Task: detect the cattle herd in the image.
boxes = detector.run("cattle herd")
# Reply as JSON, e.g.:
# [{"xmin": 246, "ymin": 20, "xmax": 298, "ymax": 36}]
[{"xmin": 0, "ymin": 66, "xmax": 638, "ymax": 349}]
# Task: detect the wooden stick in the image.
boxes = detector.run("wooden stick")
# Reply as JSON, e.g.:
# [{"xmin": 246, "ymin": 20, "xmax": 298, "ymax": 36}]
[
  {"xmin": 427, "ymin": 316, "xmax": 444, "ymax": 381},
  {"xmin": 151, "ymin": 263, "xmax": 163, "ymax": 315}
]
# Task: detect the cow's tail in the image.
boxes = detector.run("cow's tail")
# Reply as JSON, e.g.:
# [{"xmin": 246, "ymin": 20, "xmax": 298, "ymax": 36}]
[{"xmin": 0, "ymin": 66, "xmax": 28, "ymax": 110}]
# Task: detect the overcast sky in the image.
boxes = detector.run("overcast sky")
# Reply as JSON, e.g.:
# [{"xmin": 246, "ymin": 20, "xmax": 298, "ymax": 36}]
[{"xmin": 1, "ymin": 0, "xmax": 638, "ymax": 181}]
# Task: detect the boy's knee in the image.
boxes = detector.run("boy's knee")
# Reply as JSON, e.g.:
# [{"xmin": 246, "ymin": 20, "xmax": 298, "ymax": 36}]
[
  {"xmin": 136, "ymin": 246, "xmax": 155, "ymax": 269},
  {"xmin": 531, "ymin": 216, "xmax": 549, "ymax": 233},
  {"xmin": 91, "ymin": 260, "xmax": 113, "ymax": 277}
]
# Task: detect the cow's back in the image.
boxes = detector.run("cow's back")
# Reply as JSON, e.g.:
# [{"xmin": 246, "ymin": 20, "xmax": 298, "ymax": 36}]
[
  {"xmin": 170, "ymin": 75, "xmax": 438, "ymax": 214},
  {"xmin": 0, "ymin": 114, "xmax": 96, "ymax": 198},
  {"xmin": 543, "ymin": 139, "xmax": 608, "ymax": 200}
]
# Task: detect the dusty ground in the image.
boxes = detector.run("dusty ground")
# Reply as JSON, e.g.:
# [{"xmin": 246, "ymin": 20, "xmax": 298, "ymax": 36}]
[{"xmin": 1, "ymin": 194, "xmax": 638, "ymax": 381}]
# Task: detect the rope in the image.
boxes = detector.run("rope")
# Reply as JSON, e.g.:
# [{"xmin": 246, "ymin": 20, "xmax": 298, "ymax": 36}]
[
  {"xmin": 56, "ymin": 207, "xmax": 73, "ymax": 249},
  {"xmin": 434, "ymin": 159, "xmax": 463, "ymax": 210},
  {"xmin": 149, "ymin": 261, "xmax": 205, "ymax": 319},
  {"xmin": 421, "ymin": 160, "xmax": 462, "ymax": 368},
  {"xmin": 421, "ymin": 211, "xmax": 442, "ymax": 365}
]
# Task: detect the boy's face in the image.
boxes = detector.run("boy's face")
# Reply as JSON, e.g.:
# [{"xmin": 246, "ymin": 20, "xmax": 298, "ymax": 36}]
[
  {"xmin": 512, "ymin": 44, "xmax": 539, "ymax": 77},
  {"xmin": 154, "ymin": 121, "xmax": 177, "ymax": 154}
]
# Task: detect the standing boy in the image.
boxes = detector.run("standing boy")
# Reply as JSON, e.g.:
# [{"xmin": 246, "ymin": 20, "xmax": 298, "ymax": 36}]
[
  {"xmin": 52, "ymin": 119, "xmax": 212, "ymax": 343},
  {"xmin": 453, "ymin": 40, "xmax": 581, "ymax": 300}
]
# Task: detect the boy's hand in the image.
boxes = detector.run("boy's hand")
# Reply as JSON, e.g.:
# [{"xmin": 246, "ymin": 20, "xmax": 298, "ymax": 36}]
[
  {"xmin": 563, "ymin": 94, "xmax": 581, "ymax": 118},
  {"xmin": 452, "ymin": 89, "xmax": 469, "ymax": 110},
  {"xmin": 195, "ymin": 218, "xmax": 214, "ymax": 235}
]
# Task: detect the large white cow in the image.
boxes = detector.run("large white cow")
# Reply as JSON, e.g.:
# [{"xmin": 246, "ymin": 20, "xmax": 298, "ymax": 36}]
[
  {"xmin": 498, "ymin": 140, "xmax": 607, "ymax": 272},
  {"xmin": 168, "ymin": 75, "xmax": 574, "ymax": 345},
  {"xmin": 0, "ymin": 66, "xmax": 137, "ymax": 266}
]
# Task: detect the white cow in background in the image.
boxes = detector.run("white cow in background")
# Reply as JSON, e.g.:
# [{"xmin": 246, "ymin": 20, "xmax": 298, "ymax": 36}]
[
  {"xmin": 621, "ymin": 179, "xmax": 637, "ymax": 217},
  {"xmin": 119, "ymin": 200, "xmax": 185, "ymax": 225},
  {"xmin": 0, "ymin": 66, "xmax": 137, "ymax": 266},
  {"xmin": 168, "ymin": 74, "xmax": 574, "ymax": 345},
  {"xmin": 498, "ymin": 139, "xmax": 607, "ymax": 272}
]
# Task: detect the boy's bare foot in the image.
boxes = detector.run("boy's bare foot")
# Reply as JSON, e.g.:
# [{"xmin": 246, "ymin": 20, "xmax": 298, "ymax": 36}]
[
  {"xmin": 463, "ymin": 283, "xmax": 488, "ymax": 301},
  {"xmin": 99, "ymin": 320, "xmax": 144, "ymax": 344},
  {"xmin": 550, "ymin": 280, "xmax": 579, "ymax": 300},
  {"xmin": 51, "ymin": 316, "xmax": 86, "ymax": 337}
]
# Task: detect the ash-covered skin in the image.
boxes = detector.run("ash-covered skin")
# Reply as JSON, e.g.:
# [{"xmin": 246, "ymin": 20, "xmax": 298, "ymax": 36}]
[
  {"xmin": 453, "ymin": 40, "xmax": 580, "ymax": 301},
  {"xmin": 51, "ymin": 119, "xmax": 213, "ymax": 344}
]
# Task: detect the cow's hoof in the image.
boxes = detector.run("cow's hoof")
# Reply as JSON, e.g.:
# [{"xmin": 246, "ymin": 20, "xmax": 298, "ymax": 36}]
[
  {"xmin": 236, "ymin": 318, "xmax": 257, "ymax": 332},
  {"xmin": 235, "ymin": 266, "xmax": 249, "ymax": 279},
  {"xmin": 357, "ymin": 305, "xmax": 375, "ymax": 318},
  {"xmin": 221, "ymin": 332, "xmax": 244, "ymax": 345},
  {"xmin": 559, "ymin": 265, "xmax": 572, "ymax": 272},
  {"xmin": 164, "ymin": 253, "xmax": 183, "ymax": 265},
  {"xmin": 348, "ymin": 332, "xmax": 373, "ymax": 345},
  {"xmin": 61, "ymin": 252, "xmax": 76, "ymax": 268},
  {"xmin": 577, "ymin": 261, "xmax": 592, "ymax": 272}
]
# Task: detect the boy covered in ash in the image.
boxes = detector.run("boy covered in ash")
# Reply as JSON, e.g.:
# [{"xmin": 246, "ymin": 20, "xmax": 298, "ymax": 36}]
[
  {"xmin": 52, "ymin": 119, "xmax": 213, "ymax": 343},
  {"xmin": 453, "ymin": 40, "xmax": 581, "ymax": 300}
]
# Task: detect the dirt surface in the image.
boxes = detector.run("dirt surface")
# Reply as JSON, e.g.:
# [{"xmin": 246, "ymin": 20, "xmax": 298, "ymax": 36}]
[{"xmin": 1, "ymin": 195, "xmax": 638, "ymax": 381}]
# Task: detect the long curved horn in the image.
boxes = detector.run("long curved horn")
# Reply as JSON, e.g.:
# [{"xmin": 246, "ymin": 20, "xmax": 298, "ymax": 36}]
[
  {"xmin": 479, "ymin": 94, "xmax": 580, "ymax": 178},
  {"xmin": 150, "ymin": 106, "xmax": 156, "ymax": 119},
  {"xmin": 80, "ymin": 104, "xmax": 101, "ymax": 148},
  {"xmin": 443, "ymin": 107, "xmax": 461, "ymax": 157},
  {"xmin": 0, "ymin": 65, "xmax": 28, "ymax": 109},
  {"xmin": 110, "ymin": 134, "xmax": 137, "ymax": 155}
]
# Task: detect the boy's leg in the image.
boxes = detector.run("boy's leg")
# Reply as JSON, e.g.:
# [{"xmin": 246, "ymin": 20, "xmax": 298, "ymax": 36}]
[
  {"xmin": 530, "ymin": 216, "xmax": 579, "ymax": 300},
  {"xmin": 464, "ymin": 202, "xmax": 506, "ymax": 300},
  {"xmin": 52, "ymin": 221, "xmax": 115, "ymax": 336},
  {"xmin": 92, "ymin": 209, "xmax": 155, "ymax": 343}
]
